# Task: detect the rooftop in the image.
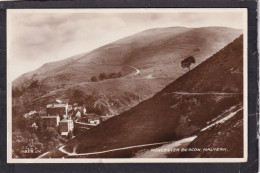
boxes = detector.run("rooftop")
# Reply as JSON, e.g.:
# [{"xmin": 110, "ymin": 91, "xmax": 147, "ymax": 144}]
[
  {"xmin": 86, "ymin": 115, "xmax": 100, "ymax": 120},
  {"xmin": 47, "ymin": 103, "xmax": 67, "ymax": 108},
  {"xmin": 41, "ymin": 115, "xmax": 59, "ymax": 118},
  {"xmin": 56, "ymin": 98, "xmax": 69, "ymax": 104},
  {"xmin": 61, "ymin": 132, "xmax": 69, "ymax": 136},
  {"xmin": 60, "ymin": 119, "xmax": 73, "ymax": 122}
]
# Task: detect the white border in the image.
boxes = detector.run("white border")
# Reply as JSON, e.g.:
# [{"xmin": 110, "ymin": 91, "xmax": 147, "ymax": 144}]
[{"xmin": 7, "ymin": 8, "xmax": 248, "ymax": 163}]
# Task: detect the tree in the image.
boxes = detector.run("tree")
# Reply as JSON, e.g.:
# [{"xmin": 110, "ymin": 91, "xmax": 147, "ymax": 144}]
[
  {"xmin": 90, "ymin": 76, "xmax": 98, "ymax": 82},
  {"xmin": 12, "ymin": 87, "xmax": 23, "ymax": 97},
  {"xmin": 12, "ymin": 130, "xmax": 44, "ymax": 158},
  {"xmin": 28, "ymin": 80, "xmax": 39, "ymax": 89},
  {"xmin": 73, "ymin": 89, "xmax": 84, "ymax": 98},
  {"xmin": 117, "ymin": 72, "xmax": 122, "ymax": 78},
  {"xmin": 67, "ymin": 131, "xmax": 73, "ymax": 139},
  {"xmin": 181, "ymin": 56, "xmax": 196, "ymax": 71},
  {"xmin": 99, "ymin": 73, "xmax": 107, "ymax": 80},
  {"xmin": 108, "ymin": 72, "xmax": 117, "ymax": 79}
]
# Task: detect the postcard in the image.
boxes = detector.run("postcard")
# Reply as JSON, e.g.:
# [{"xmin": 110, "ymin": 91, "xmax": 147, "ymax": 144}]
[{"xmin": 7, "ymin": 8, "xmax": 248, "ymax": 163}]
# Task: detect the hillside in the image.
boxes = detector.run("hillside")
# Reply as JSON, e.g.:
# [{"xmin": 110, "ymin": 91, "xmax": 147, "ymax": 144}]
[
  {"xmin": 178, "ymin": 107, "xmax": 243, "ymax": 158},
  {"xmin": 12, "ymin": 27, "xmax": 241, "ymax": 87},
  {"xmin": 44, "ymin": 35, "xmax": 244, "ymax": 158},
  {"xmin": 12, "ymin": 26, "xmax": 242, "ymax": 117}
]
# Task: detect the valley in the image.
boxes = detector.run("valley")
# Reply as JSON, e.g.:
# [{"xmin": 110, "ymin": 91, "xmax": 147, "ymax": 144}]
[{"xmin": 11, "ymin": 27, "xmax": 244, "ymax": 159}]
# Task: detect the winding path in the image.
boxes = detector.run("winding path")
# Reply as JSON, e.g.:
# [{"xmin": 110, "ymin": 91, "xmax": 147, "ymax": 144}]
[
  {"xmin": 74, "ymin": 120, "xmax": 97, "ymax": 126},
  {"xmin": 171, "ymin": 92, "xmax": 243, "ymax": 95},
  {"xmin": 58, "ymin": 141, "xmax": 170, "ymax": 157},
  {"xmin": 129, "ymin": 66, "xmax": 141, "ymax": 75}
]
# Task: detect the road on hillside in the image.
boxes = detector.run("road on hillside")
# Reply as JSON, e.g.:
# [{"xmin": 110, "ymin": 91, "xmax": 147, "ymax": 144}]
[
  {"xmin": 129, "ymin": 66, "xmax": 141, "ymax": 75},
  {"xmin": 58, "ymin": 141, "xmax": 170, "ymax": 157},
  {"xmin": 74, "ymin": 121, "xmax": 97, "ymax": 126},
  {"xmin": 171, "ymin": 92, "xmax": 243, "ymax": 95}
]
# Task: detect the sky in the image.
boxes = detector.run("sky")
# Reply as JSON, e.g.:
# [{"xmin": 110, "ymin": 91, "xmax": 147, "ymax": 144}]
[{"xmin": 7, "ymin": 9, "xmax": 246, "ymax": 81}]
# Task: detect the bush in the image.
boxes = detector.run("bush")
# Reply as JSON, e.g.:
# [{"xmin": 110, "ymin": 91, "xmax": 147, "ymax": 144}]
[
  {"xmin": 12, "ymin": 130, "xmax": 44, "ymax": 158},
  {"xmin": 41, "ymin": 127, "xmax": 67, "ymax": 150},
  {"xmin": 99, "ymin": 73, "xmax": 107, "ymax": 80},
  {"xmin": 108, "ymin": 72, "xmax": 117, "ymax": 78},
  {"xmin": 28, "ymin": 80, "xmax": 39, "ymax": 89},
  {"xmin": 117, "ymin": 72, "xmax": 122, "ymax": 77},
  {"xmin": 67, "ymin": 131, "xmax": 73, "ymax": 139},
  {"xmin": 98, "ymin": 72, "xmax": 122, "ymax": 81},
  {"xmin": 12, "ymin": 88, "xmax": 24, "ymax": 97},
  {"xmin": 91, "ymin": 76, "xmax": 98, "ymax": 82}
]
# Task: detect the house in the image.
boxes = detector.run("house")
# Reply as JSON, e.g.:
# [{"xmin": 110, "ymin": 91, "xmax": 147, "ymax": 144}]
[
  {"xmin": 70, "ymin": 110, "xmax": 81, "ymax": 120},
  {"xmin": 89, "ymin": 118, "xmax": 100, "ymax": 124},
  {"xmin": 88, "ymin": 118, "xmax": 100, "ymax": 124},
  {"xmin": 86, "ymin": 114, "xmax": 100, "ymax": 124},
  {"xmin": 56, "ymin": 98, "xmax": 69, "ymax": 104},
  {"xmin": 41, "ymin": 115, "xmax": 60, "ymax": 129},
  {"xmin": 59, "ymin": 119, "xmax": 74, "ymax": 136},
  {"xmin": 24, "ymin": 110, "xmax": 37, "ymax": 118},
  {"xmin": 68, "ymin": 105, "xmax": 73, "ymax": 112},
  {"xmin": 73, "ymin": 106, "xmax": 86, "ymax": 114},
  {"xmin": 75, "ymin": 111, "xmax": 81, "ymax": 118},
  {"xmin": 73, "ymin": 103, "xmax": 79, "ymax": 107},
  {"xmin": 46, "ymin": 103, "xmax": 68, "ymax": 119},
  {"xmin": 70, "ymin": 105, "xmax": 86, "ymax": 119}
]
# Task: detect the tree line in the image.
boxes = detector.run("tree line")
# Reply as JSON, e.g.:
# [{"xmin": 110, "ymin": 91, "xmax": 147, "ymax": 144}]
[{"xmin": 91, "ymin": 72, "xmax": 122, "ymax": 82}]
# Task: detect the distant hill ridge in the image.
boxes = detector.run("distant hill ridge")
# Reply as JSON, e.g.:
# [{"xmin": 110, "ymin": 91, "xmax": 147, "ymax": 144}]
[
  {"xmin": 13, "ymin": 26, "xmax": 241, "ymax": 88},
  {"xmin": 12, "ymin": 27, "xmax": 242, "ymax": 118}
]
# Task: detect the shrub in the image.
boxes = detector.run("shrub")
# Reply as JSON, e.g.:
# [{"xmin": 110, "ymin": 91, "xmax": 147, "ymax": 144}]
[
  {"xmin": 99, "ymin": 73, "xmax": 107, "ymax": 80},
  {"xmin": 181, "ymin": 56, "xmax": 196, "ymax": 71},
  {"xmin": 90, "ymin": 76, "xmax": 98, "ymax": 82},
  {"xmin": 28, "ymin": 80, "xmax": 39, "ymax": 89}
]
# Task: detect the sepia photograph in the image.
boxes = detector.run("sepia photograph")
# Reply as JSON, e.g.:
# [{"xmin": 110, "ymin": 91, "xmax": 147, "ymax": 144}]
[{"xmin": 7, "ymin": 8, "xmax": 247, "ymax": 163}]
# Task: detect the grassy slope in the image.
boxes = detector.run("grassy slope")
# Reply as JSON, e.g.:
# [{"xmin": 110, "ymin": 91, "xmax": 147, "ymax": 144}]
[
  {"xmin": 13, "ymin": 27, "xmax": 241, "ymax": 88},
  {"xmin": 31, "ymin": 77, "xmax": 170, "ymax": 115},
  {"xmin": 12, "ymin": 27, "xmax": 242, "ymax": 116},
  {"xmin": 50, "ymin": 35, "xmax": 244, "ymax": 157}
]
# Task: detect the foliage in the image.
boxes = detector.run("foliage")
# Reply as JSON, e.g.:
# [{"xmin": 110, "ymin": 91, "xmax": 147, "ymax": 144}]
[
  {"xmin": 90, "ymin": 76, "xmax": 98, "ymax": 82},
  {"xmin": 181, "ymin": 56, "xmax": 196, "ymax": 71},
  {"xmin": 28, "ymin": 80, "xmax": 39, "ymax": 89},
  {"xmin": 99, "ymin": 73, "xmax": 107, "ymax": 80},
  {"xmin": 71, "ymin": 89, "xmax": 85, "ymax": 105},
  {"xmin": 12, "ymin": 130, "xmax": 43, "ymax": 158},
  {"xmin": 67, "ymin": 131, "xmax": 73, "ymax": 139},
  {"xmin": 12, "ymin": 125, "xmax": 68, "ymax": 158},
  {"xmin": 41, "ymin": 127, "xmax": 67, "ymax": 150},
  {"xmin": 91, "ymin": 72, "xmax": 122, "ymax": 82},
  {"xmin": 12, "ymin": 87, "xmax": 24, "ymax": 97}
]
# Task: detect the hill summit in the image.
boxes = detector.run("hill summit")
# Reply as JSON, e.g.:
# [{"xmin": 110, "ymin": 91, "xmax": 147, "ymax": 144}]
[{"xmin": 12, "ymin": 27, "xmax": 242, "ymax": 117}]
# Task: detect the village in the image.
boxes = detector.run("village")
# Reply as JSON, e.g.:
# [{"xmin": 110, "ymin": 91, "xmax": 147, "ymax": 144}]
[{"xmin": 23, "ymin": 99, "xmax": 109, "ymax": 138}]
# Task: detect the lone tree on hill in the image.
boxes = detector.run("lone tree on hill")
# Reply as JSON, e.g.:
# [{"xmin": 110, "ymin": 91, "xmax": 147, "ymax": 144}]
[{"xmin": 181, "ymin": 56, "xmax": 196, "ymax": 71}]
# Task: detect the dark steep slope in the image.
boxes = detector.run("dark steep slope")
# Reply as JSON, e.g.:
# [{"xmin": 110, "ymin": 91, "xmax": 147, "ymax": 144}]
[{"xmin": 46, "ymin": 35, "xmax": 243, "ymax": 158}]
